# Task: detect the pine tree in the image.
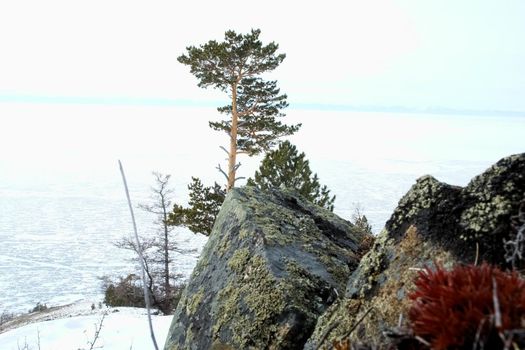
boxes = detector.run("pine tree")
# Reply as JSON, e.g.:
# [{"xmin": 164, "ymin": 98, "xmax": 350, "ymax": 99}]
[
  {"xmin": 247, "ymin": 141, "xmax": 336, "ymax": 211},
  {"xmin": 178, "ymin": 29, "xmax": 300, "ymax": 190},
  {"xmin": 168, "ymin": 177, "xmax": 225, "ymax": 236},
  {"xmin": 170, "ymin": 143, "xmax": 336, "ymax": 235}
]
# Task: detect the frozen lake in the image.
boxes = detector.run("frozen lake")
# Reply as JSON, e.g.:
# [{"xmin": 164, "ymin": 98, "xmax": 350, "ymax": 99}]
[{"xmin": 0, "ymin": 105, "xmax": 523, "ymax": 313}]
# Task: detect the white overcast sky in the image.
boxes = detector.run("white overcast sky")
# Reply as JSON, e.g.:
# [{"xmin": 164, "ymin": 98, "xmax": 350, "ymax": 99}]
[{"xmin": 0, "ymin": 0, "xmax": 524, "ymax": 111}]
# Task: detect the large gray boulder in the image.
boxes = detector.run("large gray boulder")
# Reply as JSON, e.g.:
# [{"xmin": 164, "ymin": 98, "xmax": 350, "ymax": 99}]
[
  {"xmin": 305, "ymin": 153, "xmax": 525, "ymax": 349},
  {"xmin": 164, "ymin": 187, "xmax": 371, "ymax": 350}
]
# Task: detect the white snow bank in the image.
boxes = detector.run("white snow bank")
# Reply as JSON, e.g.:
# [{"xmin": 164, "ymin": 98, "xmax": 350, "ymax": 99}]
[{"xmin": 0, "ymin": 304, "xmax": 173, "ymax": 350}]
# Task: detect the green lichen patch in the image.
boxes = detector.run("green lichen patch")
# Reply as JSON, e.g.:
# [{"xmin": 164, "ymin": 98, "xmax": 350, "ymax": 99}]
[
  {"xmin": 460, "ymin": 195, "xmax": 513, "ymax": 239},
  {"xmin": 318, "ymin": 254, "xmax": 351, "ymax": 291},
  {"xmin": 388, "ymin": 176, "xmax": 451, "ymax": 232},
  {"xmin": 213, "ymin": 254, "xmax": 286, "ymax": 349},
  {"xmin": 186, "ymin": 288, "xmax": 205, "ymax": 315},
  {"xmin": 346, "ymin": 229, "xmax": 393, "ymax": 299},
  {"xmin": 227, "ymin": 248, "xmax": 251, "ymax": 273},
  {"xmin": 307, "ymin": 226, "xmax": 457, "ymax": 349},
  {"xmin": 461, "ymin": 154, "xmax": 525, "ymax": 240},
  {"xmin": 306, "ymin": 299, "xmax": 362, "ymax": 350},
  {"xmin": 465, "ymin": 154, "xmax": 525, "ymax": 199},
  {"xmin": 280, "ymin": 260, "xmax": 329, "ymax": 319}
]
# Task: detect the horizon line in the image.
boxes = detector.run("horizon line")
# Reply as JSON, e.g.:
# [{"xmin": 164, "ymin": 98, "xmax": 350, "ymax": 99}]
[{"xmin": 1, "ymin": 93, "xmax": 524, "ymax": 117}]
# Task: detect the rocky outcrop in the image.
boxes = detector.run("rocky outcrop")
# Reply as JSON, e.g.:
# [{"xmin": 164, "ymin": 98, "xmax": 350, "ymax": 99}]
[
  {"xmin": 164, "ymin": 186, "xmax": 372, "ymax": 350},
  {"xmin": 305, "ymin": 153, "xmax": 525, "ymax": 349},
  {"xmin": 162, "ymin": 153, "xmax": 525, "ymax": 350}
]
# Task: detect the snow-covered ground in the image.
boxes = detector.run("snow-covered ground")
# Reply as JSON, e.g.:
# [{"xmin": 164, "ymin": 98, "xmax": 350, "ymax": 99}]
[{"xmin": 0, "ymin": 302, "xmax": 172, "ymax": 350}]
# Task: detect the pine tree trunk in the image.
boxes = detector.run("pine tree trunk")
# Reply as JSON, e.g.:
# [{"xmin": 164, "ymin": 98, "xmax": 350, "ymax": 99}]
[{"xmin": 227, "ymin": 83, "xmax": 238, "ymax": 191}]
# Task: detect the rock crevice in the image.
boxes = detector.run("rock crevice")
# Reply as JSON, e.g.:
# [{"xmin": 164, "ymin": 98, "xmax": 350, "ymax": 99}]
[{"xmin": 306, "ymin": 153, "xmax": 525, "ymax": 349}]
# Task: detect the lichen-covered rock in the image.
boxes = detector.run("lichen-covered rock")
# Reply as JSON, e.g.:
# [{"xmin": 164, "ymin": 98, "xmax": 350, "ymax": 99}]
[
  {"xmin": 164, "ymin": 186, "xmax": 371, "ymax": 350},
  {"xmin": 305, "ymin": 153, "xmax": 525, "ymax": 349}
]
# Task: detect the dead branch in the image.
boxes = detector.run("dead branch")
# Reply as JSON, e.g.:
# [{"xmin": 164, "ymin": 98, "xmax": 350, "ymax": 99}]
[
  {"xmin": 119, "ymin": 160, "xmax": 159, "ymax": 350},
  {"xmin": 492, "ymin": 277, "xmax": 502, "ymax": 329},
  {"xmin": 475, "ymin": 242, "xmax": 480, "ymax": 266},
  {"xmin": 415, "ymin": 336, "xmax": 431, "ymax": 347},
  {"xmin": 473, "ymin": 317, "xmax": 487, "ymax": 350},
  {"xmin": 344, "ymin": 307, "xmax": 374, "ymax": 339},
  {"xmin": 315, "ymin": 321, "xmax": 340, "ymax": 350},
  {"xmin": 216, "ymin": 164, "xmax": 229, "ymax": 182},
  {"xmin": 88, "ymin": 312, "xmax": 106, "ymax": 350}
]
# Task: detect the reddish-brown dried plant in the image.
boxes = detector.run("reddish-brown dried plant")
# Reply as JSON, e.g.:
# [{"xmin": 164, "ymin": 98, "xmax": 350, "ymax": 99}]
[{"xmin": 408, "ymin": 263, "xmax": 525, "ymax": 349}]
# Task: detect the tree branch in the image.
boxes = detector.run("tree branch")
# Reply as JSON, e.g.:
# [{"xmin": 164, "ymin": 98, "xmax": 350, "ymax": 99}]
[
  {"xmin": 118, "ymin": 160, "xmax": 159, "ymax": 350},
  {"xmin": 216, "ymin": 163, "xmax": 229, "ymax": 182},
  {"xmin": 238, "ymin": 97, "xmax": 261, "ymax": 117},
  {"xmin": 219, "ymin": 146, "xmax": 230, "ymax": 156},
  {"xmin": 88, "ymin": 312, "xmax": 107, "ymax": 350},
  {"xmin": 492, "ymin": 277, "xmax": 502, "ymax": 328}
]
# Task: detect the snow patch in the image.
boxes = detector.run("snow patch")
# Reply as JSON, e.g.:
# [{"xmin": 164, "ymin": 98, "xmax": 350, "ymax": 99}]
[{"xmin": 0, "ymin": 302, "xmax": 172, "ymax": 350}]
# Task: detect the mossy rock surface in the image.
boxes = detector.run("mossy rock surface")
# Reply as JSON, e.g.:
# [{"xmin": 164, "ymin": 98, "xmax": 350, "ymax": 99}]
[
  {"xmin": 305, "ymin": 153, "xmax": 525, "ymax": 349},
  {"xmin": 164, "ymin": 186, "xmax": 371, "ymax": 350}
]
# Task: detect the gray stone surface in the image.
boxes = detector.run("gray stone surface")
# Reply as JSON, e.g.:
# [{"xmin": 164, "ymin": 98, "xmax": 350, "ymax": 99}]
[
  {"xmin": 164, "ymin": 186, "xmax": 371, "ymax": 350},
  {"xmin": 305, "ymin": 153, "xmax": 525, "ymax": 349}
]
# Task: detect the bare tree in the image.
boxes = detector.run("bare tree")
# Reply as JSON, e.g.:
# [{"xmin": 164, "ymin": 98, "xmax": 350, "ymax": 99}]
[
  {"xmin": 352, "ymin": 202, "xmax": 373, "ymax": 235},
  {"xmin": 116, "ymin": 172, "xmax": 192, "ymax": 314},
  {"xmin": 140, "ymin": 173, "xmax": 177, "ymax": 307}
]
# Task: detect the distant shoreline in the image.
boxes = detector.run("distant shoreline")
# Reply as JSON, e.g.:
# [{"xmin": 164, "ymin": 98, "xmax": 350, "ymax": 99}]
[
  {"xmin": 290, "ymin": 103, "xmax": 525, "ymax": 118},
  {"xmin": 1, "ymin": 93, "xmax": 524, "ymax": 118}
]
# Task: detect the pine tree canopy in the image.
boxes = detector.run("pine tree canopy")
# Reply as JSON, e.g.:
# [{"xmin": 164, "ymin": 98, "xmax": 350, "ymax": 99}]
[
  {"xmin": 177, "ymin": 29, "xmax": 284, "ymax": 91},
  {"xmin": 211, "ymin": 77, "xmax": 299, "ymax": 156},
  {"xmin": 178, "ymin": 29, "xmax": 300, "ymax": 189},
  {"xmin": 168, "ymin": 177, "xmax": 225, "ymax": 236},
  {"xmin": 247, "ymin": 141, "xmax": 336, "ymax": 211}
]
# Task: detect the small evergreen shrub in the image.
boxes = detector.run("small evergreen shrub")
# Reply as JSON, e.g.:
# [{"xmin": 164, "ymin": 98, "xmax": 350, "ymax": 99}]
[
  {"xmin": 247, "ymin": 141, "xmax": 336, "ymax": 211},
  {"xmin": 102, "ymin": 274, "xmax": 186, "ymax": 314},
  {"xmin": 169, "ymin": 177, "xmax": 225, "ymax": 236},
  {"xmin": 102, "ymin": 274, "xmax": 145, "ymax": 308}
]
